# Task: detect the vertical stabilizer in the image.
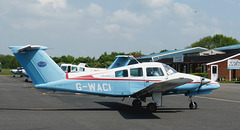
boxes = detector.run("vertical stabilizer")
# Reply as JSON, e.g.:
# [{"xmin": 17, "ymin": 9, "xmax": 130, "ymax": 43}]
[{"xmin": 9, "ymin": 45, "xmax": 65, "ymax": 85}]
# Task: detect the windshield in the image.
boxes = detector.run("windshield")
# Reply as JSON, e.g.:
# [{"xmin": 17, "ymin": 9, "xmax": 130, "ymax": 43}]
[{"xmin": 162, "ymin": 63, "xmax": 177, "ymax": 75}]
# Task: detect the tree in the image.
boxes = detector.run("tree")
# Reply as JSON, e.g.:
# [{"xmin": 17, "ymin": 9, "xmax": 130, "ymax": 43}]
[
  {"xmin": 186, "ymin": 34, "xmax": 240, "ymax": 49},
  {"xmin": 129, "ymin": 51, "xmax": 143, "ymax": 55},
  {"xmin": 0, "ymin": 54, "xmax": 20, "ymax": 68}
]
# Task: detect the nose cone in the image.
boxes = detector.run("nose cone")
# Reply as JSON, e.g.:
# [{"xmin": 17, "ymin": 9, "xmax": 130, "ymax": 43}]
[
  {"xmin": 210, "ymin": 81, "xmax": 220, "ymax": 90},
  {"xmin": 201, "ymin": 78, "xmax": 211, "ymax": 85},
  {"xmin": 200, "ymin": 81, "xmax": 220, "ymax": 91}
]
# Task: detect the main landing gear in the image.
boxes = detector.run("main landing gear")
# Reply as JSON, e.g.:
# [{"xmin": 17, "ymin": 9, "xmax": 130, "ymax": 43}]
[
  {"xmin": 131, "ymin": 95, "xmax": 198, "ymax": 112},
  {"xmin": 132, "ymin": 99, "xmax": 158, "ymax": 112},
  {"xmin": 188, "ymin": 96, "xmax": 198, "ymax": 109}
]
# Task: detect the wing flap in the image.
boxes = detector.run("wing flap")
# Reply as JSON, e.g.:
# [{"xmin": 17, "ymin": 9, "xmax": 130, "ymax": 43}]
[{"xmin": 132, "ymin": 78, "xmax": 193, "ymax": 98}]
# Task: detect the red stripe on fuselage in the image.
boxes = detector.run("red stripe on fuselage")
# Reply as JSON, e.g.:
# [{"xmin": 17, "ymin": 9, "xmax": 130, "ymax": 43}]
[{"xmin": 66, "ymin": 74, "xmax": 161, "ymax": 82}]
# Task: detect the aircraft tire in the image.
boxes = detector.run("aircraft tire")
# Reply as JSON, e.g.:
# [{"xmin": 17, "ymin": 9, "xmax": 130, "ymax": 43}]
[
  {"xmin": 189, "ymin": 102, "xmax": 197, "ymax": 109},
  {"xmin": 147, "ymin": 103, "xmax": 157, "ymax": 112},
  {"xmin": 25, "ymin": 79, "xmax": 28, "ymax": 82},
  {"xmin": 132, "ymin": 99, "xmax": 142, "ymax": 108}
]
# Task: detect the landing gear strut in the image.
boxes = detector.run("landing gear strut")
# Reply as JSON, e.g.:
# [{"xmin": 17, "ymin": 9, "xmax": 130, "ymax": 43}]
[{"xmin": 188, "ymin": 96, "xmax": 197, "ymax": 109}]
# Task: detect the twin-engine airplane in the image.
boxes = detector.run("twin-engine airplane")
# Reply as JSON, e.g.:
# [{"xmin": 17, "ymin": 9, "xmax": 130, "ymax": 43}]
[{"xmin": 9, "ymin": 45, "xmax": 220, "ymax": 112}]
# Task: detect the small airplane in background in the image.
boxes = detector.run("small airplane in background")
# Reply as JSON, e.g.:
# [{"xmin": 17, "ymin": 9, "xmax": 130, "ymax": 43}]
[
  {"xmin": 10, "ymin": 67, "xmax": 30, "ymax": 82},
  {"xmin": 9, "ymin": 45, "xmax": 220, "ymax": 112},
  {"xmin": 10, "ymin": 63, "xmax": 104, "ymax": 82},
  {"xmin": 10, "ymin": 67, "xmax": 26, "ymax": 77},
  {"xmin": 59, "ymin": 63, "xmax": 106, "ymax": 73}
]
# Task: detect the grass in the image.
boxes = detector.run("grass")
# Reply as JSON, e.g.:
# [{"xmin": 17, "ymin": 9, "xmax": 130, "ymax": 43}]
[{"xmin": 0, "ymin": 68, "xmax": 13, "ymax": 75}]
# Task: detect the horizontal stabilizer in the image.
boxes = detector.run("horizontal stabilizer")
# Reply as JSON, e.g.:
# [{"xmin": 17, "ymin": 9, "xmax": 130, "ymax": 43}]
[{"xmin": 9, "ymin": 45, "xmax": 47, "ymax": 53}]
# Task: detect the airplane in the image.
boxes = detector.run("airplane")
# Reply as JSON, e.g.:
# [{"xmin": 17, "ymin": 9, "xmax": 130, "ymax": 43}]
[
  {"xmin": 10, "ymin": 67, "xmax": 26, "ymax": 77},
  {"xmin": 59, "ymin": 63, "xmax": 106, "ymax": 73},
  {"xmin": 10, "ymin": 67, "xmax": 30, "ymax": 82},
  {"xmin": 9, "ymin": 45, "xmax": 220, "ymax": 112}
]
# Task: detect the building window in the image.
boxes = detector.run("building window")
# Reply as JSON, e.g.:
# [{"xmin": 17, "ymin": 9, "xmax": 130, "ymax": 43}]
[
  {"xmin": 212, "ymin": 66, "xmax": 217, "ymax": 74},
  {"xmin": 130, "ymin": 68, "xmax": 143, "ymax": 77},
  {"xmin": 201, "ymin": 64, "xmax": 206, "ymax": 73},
  {"xmin": 190, "ymin": 64, "xmax": 193, "ymax": 73}
]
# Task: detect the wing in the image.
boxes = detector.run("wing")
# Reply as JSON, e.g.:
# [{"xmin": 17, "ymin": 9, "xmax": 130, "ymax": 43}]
[{"xmin": 131, "ymin": 78, "xmax": 193, "ymax": 98}]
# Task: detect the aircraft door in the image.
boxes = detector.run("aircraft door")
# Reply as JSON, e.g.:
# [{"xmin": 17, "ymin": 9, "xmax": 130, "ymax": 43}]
[
  {"xmin": 211, "ymin": 65, "xmax": 218, "ymax": 81},
  {"xmin": 129, "ymin": 68, "xmax": 145, "ymax": 93},
  {"xmin": 145, "ymin": 67, "xmax": 166, "ymax": 87}
]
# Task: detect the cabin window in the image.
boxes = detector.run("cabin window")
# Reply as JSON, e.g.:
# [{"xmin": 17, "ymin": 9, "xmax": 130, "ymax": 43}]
[
  {"xmin": 146, "ymin": 67, "xmax": 164, "ymax": 76},
  {"xmin": 79, "ymin": 67, "xmax": 85, "ymax": 72},
  {"xmin": 130, "ymin": 68, "xmax": 143, "ymax": 77},
  {"xmin": 115, "ymin": 70, "xmax": 128, "ymax": 77},
  {"xmin": 72, "ymin": 67, "xmax": 78, "ymax": 72},
  {"xmin": 61, "ymin": 66, "xmax": 67, "ymax": 72}
]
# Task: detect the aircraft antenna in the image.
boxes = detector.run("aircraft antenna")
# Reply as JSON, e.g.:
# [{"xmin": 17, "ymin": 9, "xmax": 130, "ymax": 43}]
[
  {"xmin": 71, "ymin": 59, "xmax": 75, "ymax": 64},
  {"xmin": 130, "ymin": 55, "xmax": 140, "ymax": 64}
]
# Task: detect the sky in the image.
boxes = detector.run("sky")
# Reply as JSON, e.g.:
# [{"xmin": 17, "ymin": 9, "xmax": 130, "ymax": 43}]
[{"xmin": 0, "ymin": 0, "xmax": 240, "ymax": 58}]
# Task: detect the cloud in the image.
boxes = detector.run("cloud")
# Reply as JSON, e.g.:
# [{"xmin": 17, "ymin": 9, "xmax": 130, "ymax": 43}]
[
  {"xmin": 109, "ymin": 9, "xmax": 151, "ymax": 25},
  {"xmin": 104, "ymin": 24, "xmax": 121, "ymax": 33},
  {"xmin": 181, "ymin": 21, "xmax": 223, "ymax": 36},
  {"xmin": 173, "ymin": 2, "xmax": 194, "ymax": 18},
  {"xmin": 86, "ymin": 3, "xmax": 103, "ymax": 17},
  {"xmin": 143, "ymin": 0, "xmax": 172, "ymax": 8},
  {"xmin": 37, "ymin": 0, "xmax": 67, "ymax": 9}
]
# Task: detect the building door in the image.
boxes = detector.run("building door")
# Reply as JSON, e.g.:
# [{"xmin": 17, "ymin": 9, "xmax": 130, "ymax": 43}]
[
  {"xmin": 211, "ymin": 65, "xmax": 218, "ymax": 81},
  {"xmin": 233, "ymin": 70, "xmax": 236, "ymax": 80}
]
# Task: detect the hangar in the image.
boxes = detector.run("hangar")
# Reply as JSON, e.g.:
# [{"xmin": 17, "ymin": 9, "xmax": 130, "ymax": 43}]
[{"xmin": 135, "ymin": 44, "xmax": 240, "ymax": 81}]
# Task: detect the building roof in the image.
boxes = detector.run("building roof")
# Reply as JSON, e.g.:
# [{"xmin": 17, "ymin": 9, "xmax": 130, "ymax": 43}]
[
  {"xmin": 215, "ymin": 44, "xmax": 240, "ymax": 51},
  {"xmin": 157, "ymin": 53, "xmax": 239, "ymax": 65},
  {"xmin": 206, "ymin": 53, "xmax": 240, "ymax": 65},
  {"xmin": 137, "ymin": 47, "xmax": 208, "ymax": 61},
  {"xmin": 200, "ymin": 49, "xmax": 225, "ymax": 56}
]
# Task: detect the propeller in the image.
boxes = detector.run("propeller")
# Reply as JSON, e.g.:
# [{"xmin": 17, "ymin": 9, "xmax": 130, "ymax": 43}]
[{"xmin": 197, "ymin": 77, "xmax": 211, "ymax": 91}]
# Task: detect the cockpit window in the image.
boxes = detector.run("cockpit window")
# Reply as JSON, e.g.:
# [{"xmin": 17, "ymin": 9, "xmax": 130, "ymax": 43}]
[
  {"xmin": 162, "ymin": 63, "xmax": 177, "ymax": 75},
  {"xmin": 146, "ymin": 67, "xmax": 164, "ymax": 76}
]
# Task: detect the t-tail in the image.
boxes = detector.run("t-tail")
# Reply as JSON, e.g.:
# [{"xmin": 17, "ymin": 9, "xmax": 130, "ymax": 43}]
[{"xmin": 9, "ymin": 45, "xmax": 66, "ymax": 85}]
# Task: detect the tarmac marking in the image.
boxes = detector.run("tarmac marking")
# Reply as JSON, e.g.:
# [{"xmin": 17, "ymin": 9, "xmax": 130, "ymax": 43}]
[{"xmin": 196, "ymin": 96, "xmax": 240, "ymax": 104}]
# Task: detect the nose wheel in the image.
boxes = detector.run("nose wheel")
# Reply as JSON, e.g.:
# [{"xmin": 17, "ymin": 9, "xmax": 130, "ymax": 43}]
[{"xmin": 188, "ymin": 96, "xmax": 197, "ymax": 109}]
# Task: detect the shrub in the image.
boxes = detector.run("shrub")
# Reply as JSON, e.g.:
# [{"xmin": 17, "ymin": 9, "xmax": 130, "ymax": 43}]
[{"xmin": 190, "ymin": 73, "xmax": 209, "ymax": 78}]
